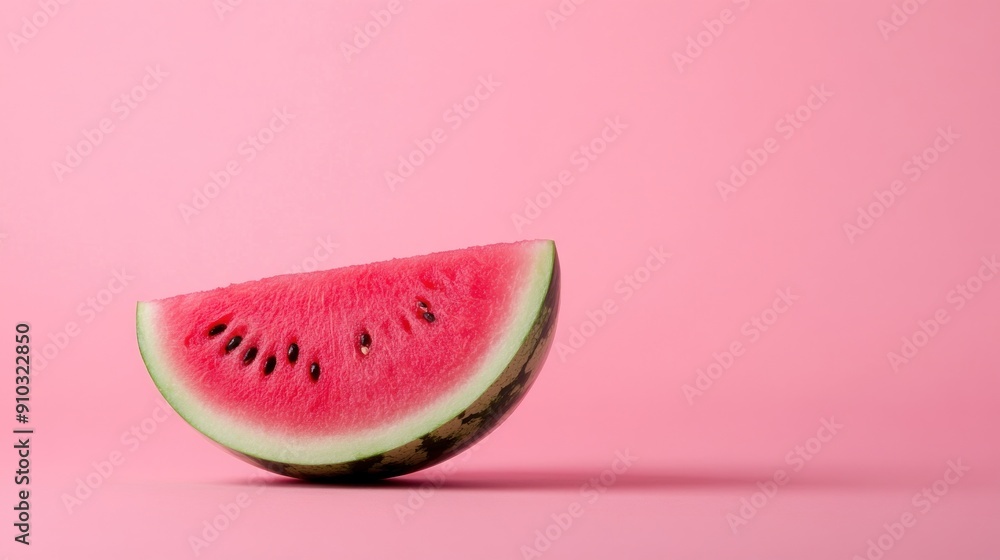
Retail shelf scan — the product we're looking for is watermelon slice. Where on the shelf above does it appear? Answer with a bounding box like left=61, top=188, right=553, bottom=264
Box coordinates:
left=136, top=240, right=559, bottom=480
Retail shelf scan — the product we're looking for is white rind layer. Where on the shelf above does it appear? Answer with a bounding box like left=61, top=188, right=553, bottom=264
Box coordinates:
left=136, top=240, right=555, bottom=466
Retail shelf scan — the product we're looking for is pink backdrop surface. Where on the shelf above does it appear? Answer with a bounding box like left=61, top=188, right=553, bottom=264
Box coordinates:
left=2, top=1, right=999, bottom=559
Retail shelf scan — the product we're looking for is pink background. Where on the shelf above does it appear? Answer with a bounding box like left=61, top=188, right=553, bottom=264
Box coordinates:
left=2, top=1, right=999, bottom=558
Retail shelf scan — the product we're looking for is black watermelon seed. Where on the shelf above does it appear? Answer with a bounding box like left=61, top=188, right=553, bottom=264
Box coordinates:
left=287, top=343, right=299, bottom=363
left=263, top=356, right=276, bottom=374
left=360, top=332, right=372, bottom=356
left=423, top=312, right=435, bottom=323
left=417, top=301, right=428, bottom=310
left=242, top=347, right=258, bottom=364
left=225, top=336, right=242, bottom=353
left=208, top=324, right=226, bottom=337
left=309, top=363, right=320, bottom=381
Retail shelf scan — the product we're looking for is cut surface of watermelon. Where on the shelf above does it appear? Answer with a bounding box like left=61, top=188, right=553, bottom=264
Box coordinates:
left=136, top=240, right=559, bottom=479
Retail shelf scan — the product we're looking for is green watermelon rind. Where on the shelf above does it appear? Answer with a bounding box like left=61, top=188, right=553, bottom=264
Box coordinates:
left=136, top=240, right=559, bottom=480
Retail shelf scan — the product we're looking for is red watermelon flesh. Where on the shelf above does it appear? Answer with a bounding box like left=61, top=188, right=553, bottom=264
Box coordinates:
left=136, top=240, right=559, bottom=480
